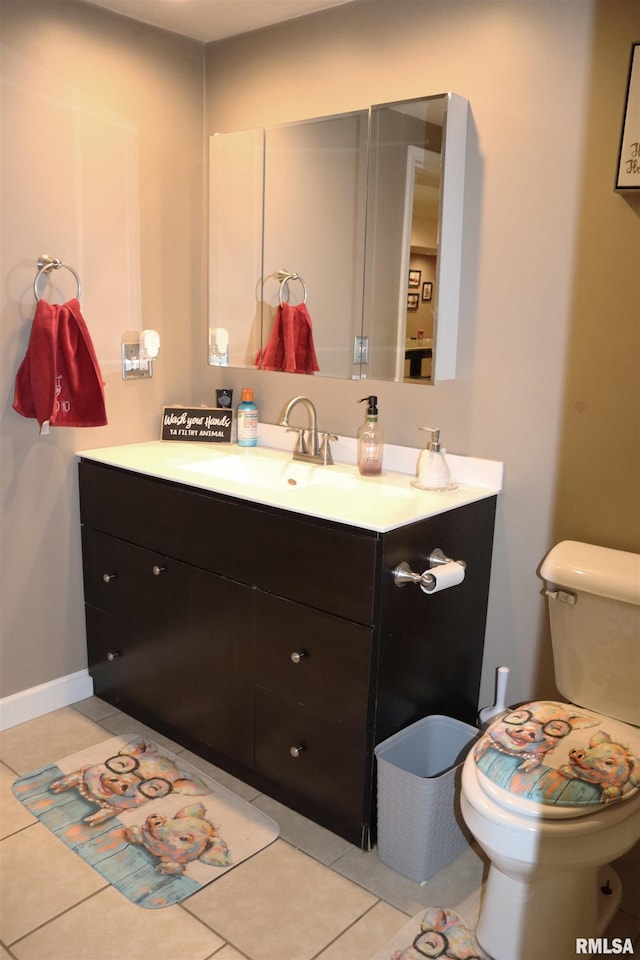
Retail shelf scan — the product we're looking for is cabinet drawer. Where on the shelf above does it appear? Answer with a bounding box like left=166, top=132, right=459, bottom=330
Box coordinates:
left=255, top=592, right=372, bottom=730
left=79, top=460, right=377, bottom=624
left=254, top=688, right=367, bottom=840
left=82, top=527, right=170, bottom=617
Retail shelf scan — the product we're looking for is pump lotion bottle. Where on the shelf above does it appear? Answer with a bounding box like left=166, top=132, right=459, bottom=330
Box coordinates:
left=417, top=427, right=451, bottom=489
left=357, top=396, right=384, bottom=476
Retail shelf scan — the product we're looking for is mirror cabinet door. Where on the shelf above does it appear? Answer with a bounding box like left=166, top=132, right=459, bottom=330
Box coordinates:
left=363, top=95, right=444, bottom=383
left=262, top=111, right=368, bottom=380
left=209, top=127, right=264, bottom=369
left=363, top=93, right=468, bottom=384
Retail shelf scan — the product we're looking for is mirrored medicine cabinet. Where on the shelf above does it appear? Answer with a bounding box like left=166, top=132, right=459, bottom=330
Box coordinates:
left=208, top=93, right=468, bottom=384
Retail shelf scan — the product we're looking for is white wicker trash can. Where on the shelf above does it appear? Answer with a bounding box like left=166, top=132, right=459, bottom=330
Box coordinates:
left=374, top=715, right=479, bottom=882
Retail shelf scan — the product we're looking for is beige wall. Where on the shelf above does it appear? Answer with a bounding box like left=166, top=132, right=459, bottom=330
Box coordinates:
left=0, top=0, right=204, bottom=698
left=203, top=0, right=640, bottom=707
left=1, top=0, right=638, bottom=715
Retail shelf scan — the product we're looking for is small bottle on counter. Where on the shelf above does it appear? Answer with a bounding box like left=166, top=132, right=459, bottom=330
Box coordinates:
left=237, top=388, right=258, bottom=447
left=357, top=395, right=384, bottom=475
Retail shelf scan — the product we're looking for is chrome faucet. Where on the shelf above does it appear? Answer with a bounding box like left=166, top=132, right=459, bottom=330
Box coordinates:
left=278, top=396, right=336, bottom=465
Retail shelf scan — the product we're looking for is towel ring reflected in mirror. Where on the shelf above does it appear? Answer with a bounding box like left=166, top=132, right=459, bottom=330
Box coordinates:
left=277, top=269, right=307, bottom=306
left=34, top=255, right=82, bottom=302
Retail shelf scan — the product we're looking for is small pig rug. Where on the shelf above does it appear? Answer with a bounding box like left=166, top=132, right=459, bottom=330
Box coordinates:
left=369, top=907, right=482, bottom=960
left=12, top=734, right=279, bottom=909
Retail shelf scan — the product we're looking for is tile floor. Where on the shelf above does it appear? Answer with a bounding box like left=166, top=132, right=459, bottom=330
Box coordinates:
left=1, top=697, right=638, bottom=960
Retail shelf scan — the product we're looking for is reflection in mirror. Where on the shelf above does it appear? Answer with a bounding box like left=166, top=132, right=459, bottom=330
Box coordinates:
left=363, top=94, right=468, bottom=383
left=208, top=93, right=468, bottom=384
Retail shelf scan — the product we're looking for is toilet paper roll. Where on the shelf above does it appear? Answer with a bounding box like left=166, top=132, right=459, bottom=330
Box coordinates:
left=420, top=560, right=465, bottom=594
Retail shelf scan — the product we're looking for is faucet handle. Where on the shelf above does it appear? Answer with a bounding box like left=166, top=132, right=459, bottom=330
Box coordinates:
left=319, top=433, right=338, bottom=466
left=286, top=427, right=308, bottom=455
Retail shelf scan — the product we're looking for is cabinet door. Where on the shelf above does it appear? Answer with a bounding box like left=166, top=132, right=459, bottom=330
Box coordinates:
left=83, top=528, right=254, bottom=766
left=254, top=591, right=372, bottom=730
left=182, top=563, right=254, bottom=767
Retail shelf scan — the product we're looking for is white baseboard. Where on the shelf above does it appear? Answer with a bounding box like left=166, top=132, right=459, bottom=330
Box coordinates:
left=0, top=670, right=94, bottom=732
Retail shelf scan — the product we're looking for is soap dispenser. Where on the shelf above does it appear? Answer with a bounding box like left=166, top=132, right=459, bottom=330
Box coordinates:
left=357, top=396, right=384, bottom=475
left=417, top=427, right=451, bottom=490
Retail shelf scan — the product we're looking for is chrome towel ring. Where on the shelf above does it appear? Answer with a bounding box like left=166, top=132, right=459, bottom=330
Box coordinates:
left=277, top=269, right=307, bottom=306
left=34, top=254, right=82, bottom=302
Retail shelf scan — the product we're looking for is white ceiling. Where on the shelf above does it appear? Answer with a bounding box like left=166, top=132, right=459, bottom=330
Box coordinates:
left=84, top=0, right=360, bottom=43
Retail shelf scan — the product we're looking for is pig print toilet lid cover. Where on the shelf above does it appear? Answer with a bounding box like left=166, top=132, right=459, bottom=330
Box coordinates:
left=473, top=700, right=640, bottom=818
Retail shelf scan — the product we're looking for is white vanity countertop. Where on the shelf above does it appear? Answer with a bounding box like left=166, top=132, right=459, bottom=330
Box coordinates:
left=77, top=427, right=503, bottom=533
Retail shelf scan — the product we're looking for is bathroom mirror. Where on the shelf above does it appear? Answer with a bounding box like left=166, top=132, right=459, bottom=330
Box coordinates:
left=208, top=93, right=468, bottom=383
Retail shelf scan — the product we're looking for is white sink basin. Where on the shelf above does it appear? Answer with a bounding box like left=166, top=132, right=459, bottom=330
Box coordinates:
left=183, top=453, right=342, bottom=491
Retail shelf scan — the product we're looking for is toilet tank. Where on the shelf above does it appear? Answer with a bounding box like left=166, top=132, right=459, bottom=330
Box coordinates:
left=540, top=540, right=640, bottom=725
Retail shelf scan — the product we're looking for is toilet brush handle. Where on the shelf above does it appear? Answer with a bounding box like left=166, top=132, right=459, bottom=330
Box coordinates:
left=495, top=666, right=509, bottom=710
left=478, top=665, right=510, bottom=726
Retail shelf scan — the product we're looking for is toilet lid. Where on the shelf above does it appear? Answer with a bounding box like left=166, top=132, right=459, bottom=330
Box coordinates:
left=473, top=701, right=640, bottom=820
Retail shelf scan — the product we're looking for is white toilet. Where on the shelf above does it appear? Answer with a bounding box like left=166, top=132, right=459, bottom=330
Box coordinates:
left=460, top=541, right=640, bottom=960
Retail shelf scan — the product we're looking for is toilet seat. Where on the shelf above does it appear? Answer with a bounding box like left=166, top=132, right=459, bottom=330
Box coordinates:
left=472, top=700, right=640, bottom=821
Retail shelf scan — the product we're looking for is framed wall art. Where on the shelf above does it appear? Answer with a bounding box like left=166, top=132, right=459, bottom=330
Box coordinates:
left=615, top=42, right=640, bottom=192
left=407, top=292, right=419, bottom=309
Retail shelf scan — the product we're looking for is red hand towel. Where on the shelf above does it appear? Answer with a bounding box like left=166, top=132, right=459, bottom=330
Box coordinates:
left=257, top=302, right=320, bottom=374
left=13, top=298, right=107, bottom=434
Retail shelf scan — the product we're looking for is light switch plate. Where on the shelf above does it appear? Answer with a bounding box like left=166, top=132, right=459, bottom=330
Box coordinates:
left=353, top=336, right=369, bottom=364
left=122, top=342, right=153, bottom=380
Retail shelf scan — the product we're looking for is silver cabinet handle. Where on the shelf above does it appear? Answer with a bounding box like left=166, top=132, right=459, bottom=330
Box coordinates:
left=290, top=651, right=306, bottom=664
left=152, top=565, right=166, bottom=576
left=102, top=572, right=117, bottom=583
left=289, top=745, right=305, bottom=758
left=106, top=650, right=121, bottom=661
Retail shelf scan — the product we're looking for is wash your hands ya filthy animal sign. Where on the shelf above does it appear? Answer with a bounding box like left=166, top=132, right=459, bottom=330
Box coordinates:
left=161, top=406, right=232, bottom=443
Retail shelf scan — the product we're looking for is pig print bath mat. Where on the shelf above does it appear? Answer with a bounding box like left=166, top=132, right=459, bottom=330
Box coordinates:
left=370, top=907, right=481, bottom=960
left=12, top=735, right=279, bottom=908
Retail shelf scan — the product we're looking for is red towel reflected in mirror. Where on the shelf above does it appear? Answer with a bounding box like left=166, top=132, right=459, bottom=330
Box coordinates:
left=256, top=302, right=319, bottom=375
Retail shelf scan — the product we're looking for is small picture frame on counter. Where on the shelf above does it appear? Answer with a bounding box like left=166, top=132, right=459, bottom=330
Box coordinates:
left=161, top=405, right=233, bottom=443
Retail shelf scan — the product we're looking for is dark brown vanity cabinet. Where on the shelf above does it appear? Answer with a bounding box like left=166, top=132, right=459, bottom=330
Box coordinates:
left=79, top=458, right=496, bottom=847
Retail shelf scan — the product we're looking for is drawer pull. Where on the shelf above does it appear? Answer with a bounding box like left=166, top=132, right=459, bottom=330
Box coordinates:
left=102, top=572, right=117, bottom=583
left=106, top=650, right=121, bottom=661
left=290, top=650, right=306, bottom=664
left=289, top=744, right=305, bottom=759
left=152, top=564, right=167, bottom=576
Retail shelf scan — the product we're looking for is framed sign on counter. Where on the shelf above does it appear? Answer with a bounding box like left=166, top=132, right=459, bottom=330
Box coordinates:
left=161, top=406, right=233, bottom=443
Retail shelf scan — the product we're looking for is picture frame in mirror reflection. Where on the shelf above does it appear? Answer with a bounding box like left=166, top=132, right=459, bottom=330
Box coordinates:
left=422, top=281, right=432, bottom=302
left=407, top=293, right=419, bottom=310
left=408, top=269, right=421, bottom=288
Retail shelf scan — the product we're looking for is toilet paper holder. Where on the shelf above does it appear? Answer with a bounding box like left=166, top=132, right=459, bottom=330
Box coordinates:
left=393, top=548, right=466, bottom=592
